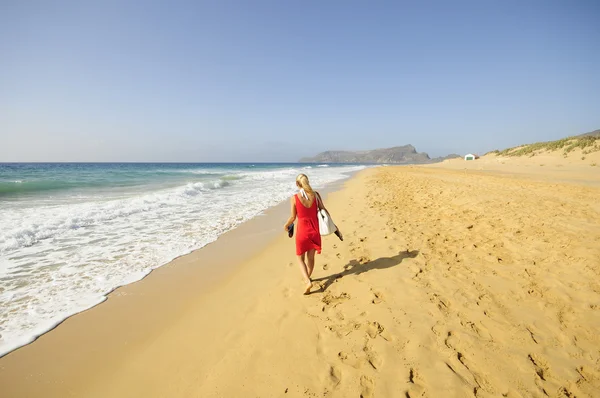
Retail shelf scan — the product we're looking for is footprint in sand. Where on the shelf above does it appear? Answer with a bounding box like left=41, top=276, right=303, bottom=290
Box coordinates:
left=365, top=321, right=388, bottom=340
left=406, top=367, right=426, bottom=397
left=363, top=343, right=383, bottom=370
left=322, top=263, right=329, bottom=270
left=525, top=328, right=539, bottom=345
left=444, top=331, right=495, bottom=393
left=359, top=375, right=375, bottom=398
left=338, top=351, right=362, bottom=369
left=430, top=293, right=451, bottom=316
left=371, top=290, right=384, bottom=304
left=322, top=292, right=350, bottom=307
left=358, top=256, right=370, bottom=264
left=471, top=321, right=493, bottom=341
left=457, top=312, right=493, bottom=341
left=327, top=365, right=341, bottom=387
left=528, top=353, right=550, bottom=382
left=431, top=321, right=445, bottom=337
left=412, top=267, right=424, bottom=280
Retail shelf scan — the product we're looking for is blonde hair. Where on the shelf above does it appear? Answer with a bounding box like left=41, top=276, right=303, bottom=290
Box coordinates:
left=296, top=173, right=314, bottom=195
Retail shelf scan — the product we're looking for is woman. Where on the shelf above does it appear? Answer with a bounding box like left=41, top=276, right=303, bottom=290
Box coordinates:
left=284, top=174, right=337, bottom=294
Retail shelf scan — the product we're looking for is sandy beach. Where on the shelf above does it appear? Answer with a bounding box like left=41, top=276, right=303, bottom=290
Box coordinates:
left=2, top=1, right=598, bottom=396
left=1, top=153, right=600, bottom=397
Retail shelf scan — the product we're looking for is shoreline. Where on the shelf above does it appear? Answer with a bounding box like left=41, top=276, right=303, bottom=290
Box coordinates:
left=2, top=163, right=599, bottom=397
left=0, top=193, right=287, bottom=358
left=0, top=169, right=360, bottom=358
left=0, top=170, right=359, bottom=357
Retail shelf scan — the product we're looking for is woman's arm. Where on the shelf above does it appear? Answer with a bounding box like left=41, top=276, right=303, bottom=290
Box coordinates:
left=283, top=196, right=297, bottom=231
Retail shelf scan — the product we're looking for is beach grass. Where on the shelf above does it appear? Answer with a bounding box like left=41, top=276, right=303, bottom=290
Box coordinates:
left=495, top=135, right=600, bottom=157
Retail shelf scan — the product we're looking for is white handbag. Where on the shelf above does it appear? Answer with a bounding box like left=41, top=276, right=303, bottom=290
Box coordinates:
left=316, top=193, right=337, bottom=236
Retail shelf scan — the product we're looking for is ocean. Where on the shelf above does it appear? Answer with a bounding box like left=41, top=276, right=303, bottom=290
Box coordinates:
left=0, top=162, right=366, bottom=356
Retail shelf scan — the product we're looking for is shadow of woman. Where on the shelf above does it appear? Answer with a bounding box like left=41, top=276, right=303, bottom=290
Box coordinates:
left=311, top=249, right=420, bottom=293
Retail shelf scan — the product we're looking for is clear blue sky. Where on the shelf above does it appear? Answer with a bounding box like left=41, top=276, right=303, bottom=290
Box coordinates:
left=1, top=0, right=599, bottom=162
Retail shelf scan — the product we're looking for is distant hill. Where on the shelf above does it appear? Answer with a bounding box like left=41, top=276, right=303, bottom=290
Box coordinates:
left=431, top=153, right=462, bottom=162
left=299, top=145, right=460, bottom=164
left=577, top=129, right=600, bottom=138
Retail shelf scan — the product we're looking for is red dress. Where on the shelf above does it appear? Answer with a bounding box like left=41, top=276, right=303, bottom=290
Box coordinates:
left=295, top=194, right=322, bottom=255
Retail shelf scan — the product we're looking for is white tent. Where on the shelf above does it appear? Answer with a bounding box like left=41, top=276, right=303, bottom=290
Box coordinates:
left=465, top=154, right=476, bottom=161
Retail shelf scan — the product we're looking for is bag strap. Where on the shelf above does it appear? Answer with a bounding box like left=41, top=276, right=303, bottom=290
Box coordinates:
left=299, top=188, right=309, bottom=201
left=315, top=192, right=323, bottom=210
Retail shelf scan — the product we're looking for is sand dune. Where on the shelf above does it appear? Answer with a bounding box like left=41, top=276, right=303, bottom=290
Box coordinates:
left=1, top=158, right=599, bottom=397
left=437, top=141, right=600, bottom=187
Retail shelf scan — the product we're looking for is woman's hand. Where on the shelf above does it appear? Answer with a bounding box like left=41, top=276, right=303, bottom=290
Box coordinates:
left=284, top=196, right=297, bottom=233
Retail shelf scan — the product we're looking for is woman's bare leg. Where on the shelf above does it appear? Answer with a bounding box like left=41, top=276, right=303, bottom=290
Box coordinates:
left=306, top=249, right=316, bottom=278
left=296, top=253, right=312, bottom=294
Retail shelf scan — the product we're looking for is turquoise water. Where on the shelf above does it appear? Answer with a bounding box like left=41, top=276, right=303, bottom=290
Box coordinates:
left=0, top=162, right=366, bottom=356
left=0, top=163, right=312, bottom=197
